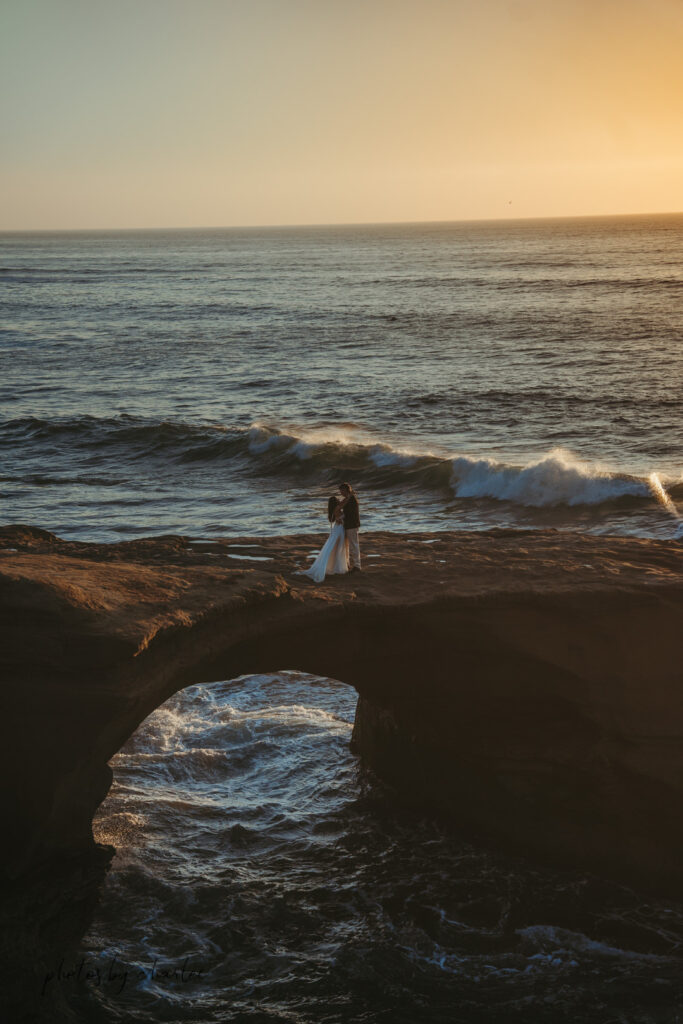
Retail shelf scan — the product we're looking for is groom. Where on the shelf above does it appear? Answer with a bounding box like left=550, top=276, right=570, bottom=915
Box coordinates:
left=339, top=482, right=361, bottom=572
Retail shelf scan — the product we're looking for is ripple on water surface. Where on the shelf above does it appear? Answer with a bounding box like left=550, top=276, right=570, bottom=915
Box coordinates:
left=71, top=672, right=683, bottom=1023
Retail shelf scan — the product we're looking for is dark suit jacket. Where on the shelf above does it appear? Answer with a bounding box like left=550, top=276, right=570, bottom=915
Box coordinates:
left=343, top=494, right=360, bottom=530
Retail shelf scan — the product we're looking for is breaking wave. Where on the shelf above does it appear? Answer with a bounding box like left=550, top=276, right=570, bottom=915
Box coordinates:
left=450, top=450, right=652, bottom=507
left=236, top=423, right=681, bottom=513
left=1, top=415, right=680, bottom=514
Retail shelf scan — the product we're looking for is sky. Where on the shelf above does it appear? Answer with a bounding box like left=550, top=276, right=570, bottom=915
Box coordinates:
left=1, top=0, right=682, bottom=230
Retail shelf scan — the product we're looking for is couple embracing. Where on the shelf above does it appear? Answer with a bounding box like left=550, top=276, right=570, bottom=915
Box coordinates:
left=302, top=482, right=361, bottom=583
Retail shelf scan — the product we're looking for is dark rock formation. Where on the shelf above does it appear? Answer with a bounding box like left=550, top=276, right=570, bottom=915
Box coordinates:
left=1, top=523, right=682, bottom=891
left=1, top=523, right=682, bottom=893
left=1, top=523, right=682, bottom=1016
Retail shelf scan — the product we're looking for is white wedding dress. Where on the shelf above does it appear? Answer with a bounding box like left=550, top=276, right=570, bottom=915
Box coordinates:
left=302, top=519, right=349, bottom=582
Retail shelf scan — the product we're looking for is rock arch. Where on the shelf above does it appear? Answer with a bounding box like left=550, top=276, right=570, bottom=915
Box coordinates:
left=1, top=525, right=683, bottom=893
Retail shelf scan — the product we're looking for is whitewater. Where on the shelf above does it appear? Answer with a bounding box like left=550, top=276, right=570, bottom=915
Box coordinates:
left=70, top=674, right=683, bottom=1024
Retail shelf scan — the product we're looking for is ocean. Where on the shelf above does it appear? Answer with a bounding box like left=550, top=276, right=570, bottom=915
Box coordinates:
left=75, top=675, right=683, bottom=1024
left=3, top=216, right=683, bottom=1021
left=1, top=215, right=682, bottom=541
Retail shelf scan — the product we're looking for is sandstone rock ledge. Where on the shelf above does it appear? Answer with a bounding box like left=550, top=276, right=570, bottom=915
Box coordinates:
left=1, top=524, right=682, bottom=895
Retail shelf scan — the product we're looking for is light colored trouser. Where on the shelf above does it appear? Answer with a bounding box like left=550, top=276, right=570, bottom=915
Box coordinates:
left=345, top=528, right=361, bottom=569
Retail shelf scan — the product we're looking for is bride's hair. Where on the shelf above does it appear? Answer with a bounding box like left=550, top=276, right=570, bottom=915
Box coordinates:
left=328, top=495, right=339, bottom=522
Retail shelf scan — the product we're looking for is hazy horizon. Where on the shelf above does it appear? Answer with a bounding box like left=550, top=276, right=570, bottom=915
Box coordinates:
left=2, top=208, right=683, bottom=236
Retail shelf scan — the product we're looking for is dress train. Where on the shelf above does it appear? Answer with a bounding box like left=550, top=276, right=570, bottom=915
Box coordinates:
left=301, top=522, right=349, bottom=582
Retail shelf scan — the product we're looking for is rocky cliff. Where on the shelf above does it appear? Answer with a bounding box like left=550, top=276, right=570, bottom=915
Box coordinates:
left=1, top=523, right=682, bottom=893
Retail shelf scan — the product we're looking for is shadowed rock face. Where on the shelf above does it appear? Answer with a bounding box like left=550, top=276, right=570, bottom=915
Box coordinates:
left=1, top=524, right=682, bottom=894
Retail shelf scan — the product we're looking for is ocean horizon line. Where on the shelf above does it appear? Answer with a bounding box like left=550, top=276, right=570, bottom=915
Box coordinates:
left=2, top=208, right=683, bottom=236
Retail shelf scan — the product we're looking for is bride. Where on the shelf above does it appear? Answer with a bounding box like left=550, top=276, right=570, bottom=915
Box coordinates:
left=301, top=495, right=349, bottom=582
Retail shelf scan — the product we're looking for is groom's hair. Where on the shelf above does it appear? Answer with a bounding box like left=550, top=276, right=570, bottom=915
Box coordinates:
left=339, top=482, right=353, bottom=495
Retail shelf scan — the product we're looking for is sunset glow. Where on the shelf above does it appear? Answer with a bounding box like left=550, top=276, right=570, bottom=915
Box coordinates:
left=1, top=0, right=682, bottom=229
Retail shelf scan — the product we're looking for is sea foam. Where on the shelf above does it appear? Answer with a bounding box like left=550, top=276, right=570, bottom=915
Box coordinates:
left=246, top=424, right=670, bottom=511
left=450, top=448, right=649, bottom=508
